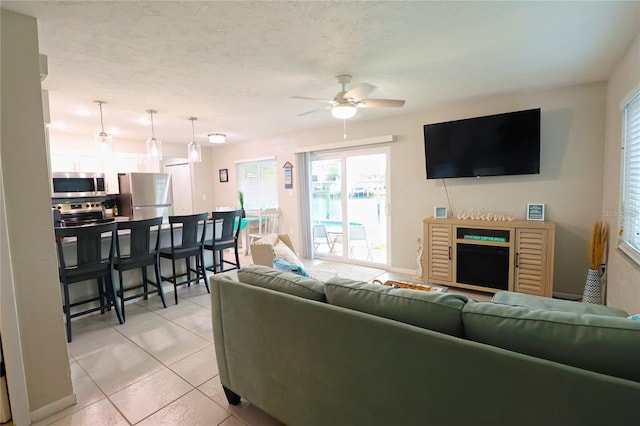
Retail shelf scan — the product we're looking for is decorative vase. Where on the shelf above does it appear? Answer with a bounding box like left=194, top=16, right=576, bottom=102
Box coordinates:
left=582, top=269, right=602, bottom=304
left=241, top=208, right=246, bottom=218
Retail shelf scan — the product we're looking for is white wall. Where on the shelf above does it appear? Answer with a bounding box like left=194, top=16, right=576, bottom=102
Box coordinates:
left=602, top=32, right=640, bottom=313
left=212, top=82, right=608, bottom=299
left=1, top=9, right=74, bottom=419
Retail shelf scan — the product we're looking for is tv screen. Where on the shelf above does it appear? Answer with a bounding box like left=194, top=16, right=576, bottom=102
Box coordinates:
left=424, top=108, right=541, bottom=179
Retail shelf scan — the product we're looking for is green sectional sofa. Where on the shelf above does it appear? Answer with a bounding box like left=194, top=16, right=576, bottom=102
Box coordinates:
left=210, top=265, right=640, bottom=426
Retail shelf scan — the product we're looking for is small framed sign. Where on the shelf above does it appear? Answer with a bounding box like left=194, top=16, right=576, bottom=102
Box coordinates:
left=219, top=168, right=228, bottom=183
left=434, top=206, right=447, bottom=219
left=283, top=161, right=293, bottom=189
left=527, top=203, right=545, bottom=221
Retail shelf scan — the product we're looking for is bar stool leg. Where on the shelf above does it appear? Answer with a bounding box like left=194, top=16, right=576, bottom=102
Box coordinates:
left=62, top=282, right=73, bottom=343
left=106, top=274, right=124, bottom=324
left=118, top=269, right=126, bottom=322
left=154, top=259, right=167, bottom=308
left=198, top=250, right=209, bottom=292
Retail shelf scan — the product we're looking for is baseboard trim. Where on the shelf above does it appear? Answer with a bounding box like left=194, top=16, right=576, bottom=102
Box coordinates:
left=387, top=266, right=418, bottom=277
left=30, top=393, right=77, bottom=423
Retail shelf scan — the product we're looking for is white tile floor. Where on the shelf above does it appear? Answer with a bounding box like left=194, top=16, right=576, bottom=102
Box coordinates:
left=34, top=253, right=490, bottom=426
left=34, top=279, right=284, bottom=426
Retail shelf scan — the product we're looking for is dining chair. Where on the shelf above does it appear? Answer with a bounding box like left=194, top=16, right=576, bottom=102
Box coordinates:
left=248, top=208, right=280, bottom=247
left=55, top=221, right=123, bottom=342
left=159, top=213, right=208, bottom=304
left=114, top=217, right=166, bottom=320
left=204, top=209, right=243, bottom=273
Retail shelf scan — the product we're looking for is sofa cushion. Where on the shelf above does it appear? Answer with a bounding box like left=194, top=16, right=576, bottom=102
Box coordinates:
left=492, top=291, right=629, bottom=317
left=463, top=300, right=640, bottom=382
left=238, top=265, right=325, bottom=301
left=324, top=277, right=468, bottom=337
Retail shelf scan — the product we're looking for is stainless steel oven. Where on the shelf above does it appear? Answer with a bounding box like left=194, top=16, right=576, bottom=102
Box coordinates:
left=52, top=172, right=107, bottom=198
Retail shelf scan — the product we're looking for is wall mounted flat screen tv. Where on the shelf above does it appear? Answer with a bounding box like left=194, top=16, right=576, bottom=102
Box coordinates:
left=424, top=108, right=541, bottom=179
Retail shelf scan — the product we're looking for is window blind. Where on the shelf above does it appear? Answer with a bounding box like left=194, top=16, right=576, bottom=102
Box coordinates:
left=620, top=92, right=640, bottom=260
left=236, top=159, right=278, bottom=209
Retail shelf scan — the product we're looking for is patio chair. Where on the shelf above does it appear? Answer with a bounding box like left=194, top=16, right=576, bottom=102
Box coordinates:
left=313, top=224, right=335, bottom=254
left=349, top=224, right=374, bottom=261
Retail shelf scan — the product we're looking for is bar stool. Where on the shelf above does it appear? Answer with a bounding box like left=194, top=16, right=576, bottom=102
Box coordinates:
left=159, top=213, right=208, bottom=304
left=114, top=217, right=166, bottom=320
left=204, top=209, right=243, bottom=273
left=55, top=222, right=123, bottom=342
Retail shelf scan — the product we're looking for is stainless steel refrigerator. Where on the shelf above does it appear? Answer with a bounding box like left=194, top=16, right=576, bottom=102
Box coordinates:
left=118, top=172, right=173, bottom=221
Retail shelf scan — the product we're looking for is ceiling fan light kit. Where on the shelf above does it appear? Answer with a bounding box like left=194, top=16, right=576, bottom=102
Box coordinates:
left=294, top=74, right=405, bottom=122
left=145, top=109, right=163, bottom=160
left=331, top=103, right=357, bottom=120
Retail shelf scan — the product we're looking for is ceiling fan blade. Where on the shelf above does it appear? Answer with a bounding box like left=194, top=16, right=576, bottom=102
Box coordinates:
left=291, top=95, right=333, bottom=104
left=297, top=106, right=330, bottom=116
left=344, top=83, right=376, bottom=101
left=357, top=99, right=406, bottom=108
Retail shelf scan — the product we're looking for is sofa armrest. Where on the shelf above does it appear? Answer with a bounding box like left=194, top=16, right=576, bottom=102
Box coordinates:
left=250, top=233, right=299, bottom=267
left=251, top=243, right=277, bottom=266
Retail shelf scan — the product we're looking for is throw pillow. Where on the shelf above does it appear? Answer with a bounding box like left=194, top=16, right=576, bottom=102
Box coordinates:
left=273, top=258, right=309, bottom=277
left=273, top=240, right=304, bottom=267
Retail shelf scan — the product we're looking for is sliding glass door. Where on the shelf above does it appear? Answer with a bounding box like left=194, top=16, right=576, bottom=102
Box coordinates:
left=310, top=147, right=388, bottom=265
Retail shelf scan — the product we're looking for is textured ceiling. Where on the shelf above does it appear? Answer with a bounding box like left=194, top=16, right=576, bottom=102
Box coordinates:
left=2, top=1, right=639, bottom=145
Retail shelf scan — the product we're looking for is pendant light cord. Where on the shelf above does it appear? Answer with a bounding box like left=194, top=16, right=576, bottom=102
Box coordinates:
left=98, top=101, right=106, bottom=133
left=191, top=117, right=197, bottom=140
left=150, top=111, right=155, bottom=138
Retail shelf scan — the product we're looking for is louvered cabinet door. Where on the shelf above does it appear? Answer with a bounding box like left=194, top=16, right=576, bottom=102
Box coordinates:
left=427, top=223, right=453, bottom=284
left=514, top=228, right=551, bottom=297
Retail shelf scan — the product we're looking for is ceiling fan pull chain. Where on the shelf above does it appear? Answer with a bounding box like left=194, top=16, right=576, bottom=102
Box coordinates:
left=343, top=119, right=347, bottom=139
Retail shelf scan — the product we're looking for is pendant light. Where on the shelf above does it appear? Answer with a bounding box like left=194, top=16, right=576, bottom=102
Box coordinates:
left=145, top=109, right=163, bottom=160
left=187, top=117, right=202, bottom=163
left=94, top=100, right=112, bottom=154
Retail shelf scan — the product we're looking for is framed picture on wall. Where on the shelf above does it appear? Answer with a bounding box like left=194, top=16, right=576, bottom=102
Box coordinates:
left=219, top=168, right=228, bottom=183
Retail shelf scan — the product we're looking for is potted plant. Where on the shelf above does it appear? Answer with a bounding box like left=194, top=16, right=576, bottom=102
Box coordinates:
left=238, top=190, right=246, bottom=218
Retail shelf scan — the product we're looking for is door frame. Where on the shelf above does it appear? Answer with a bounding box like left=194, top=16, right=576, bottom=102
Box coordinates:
left=308, top=146, right=390, bottom=267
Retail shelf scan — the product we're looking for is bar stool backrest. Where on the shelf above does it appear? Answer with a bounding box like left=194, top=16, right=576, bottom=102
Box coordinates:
left=116, top=217, right=163, bottom=259
left=213, top=209, right=243, bottom=243
left=55, top=222, right=117, bottom=275
left=168, top=213, right=208, bottom=250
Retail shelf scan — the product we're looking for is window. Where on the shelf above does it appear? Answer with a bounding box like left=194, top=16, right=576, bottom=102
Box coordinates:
left=236, top=158, right=278, bottom=209
left=620, top=91, right=640, bottom=261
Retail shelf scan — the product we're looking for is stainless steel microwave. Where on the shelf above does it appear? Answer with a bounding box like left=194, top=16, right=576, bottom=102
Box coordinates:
left=51, top=172, right=107, bottom=198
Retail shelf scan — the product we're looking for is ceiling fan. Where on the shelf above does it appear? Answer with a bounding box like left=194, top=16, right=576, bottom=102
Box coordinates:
left=293, top=75, right=406, bottom=119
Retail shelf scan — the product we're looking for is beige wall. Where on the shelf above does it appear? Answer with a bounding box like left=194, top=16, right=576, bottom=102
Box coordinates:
left=602, top=32, right=640, bottom=313
left=210, top=83, right=608, bottom=299
left=1, top=9, right=74, bottom=418
left=48, top=84, right=614, bottom=302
